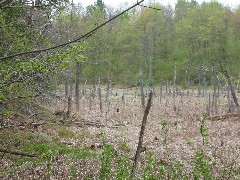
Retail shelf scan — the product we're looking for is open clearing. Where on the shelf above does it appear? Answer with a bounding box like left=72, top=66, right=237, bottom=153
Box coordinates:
left=1, top=87, right=240, bottom=179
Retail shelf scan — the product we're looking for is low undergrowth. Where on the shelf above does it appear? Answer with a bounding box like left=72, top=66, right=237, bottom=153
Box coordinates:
left=0, top=115, right=240, bottom=179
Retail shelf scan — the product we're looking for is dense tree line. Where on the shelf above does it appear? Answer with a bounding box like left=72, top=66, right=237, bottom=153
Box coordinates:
left=80, top=0, right=240, bottom=87
left=57, top=0, right=239, bottom=88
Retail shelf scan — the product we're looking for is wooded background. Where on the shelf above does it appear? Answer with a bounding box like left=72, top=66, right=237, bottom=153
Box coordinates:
left=1, top=0, right=240, bottom=103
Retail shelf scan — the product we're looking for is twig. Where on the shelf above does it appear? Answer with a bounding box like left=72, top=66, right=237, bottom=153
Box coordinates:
left=0, top=148, right=37, bottom=157
left=2, top=5, right=51, bottom=9
left=139, top=4, right=161, bottom=11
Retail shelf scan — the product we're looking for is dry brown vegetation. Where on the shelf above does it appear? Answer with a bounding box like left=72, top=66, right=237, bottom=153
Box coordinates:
left=1, top=86, right=240, bottom=179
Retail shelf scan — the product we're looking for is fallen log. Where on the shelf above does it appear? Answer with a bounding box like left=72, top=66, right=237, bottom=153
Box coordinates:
left=0, top=148, right=37, bottom=157
left=208, top=113, right=239, bottom=121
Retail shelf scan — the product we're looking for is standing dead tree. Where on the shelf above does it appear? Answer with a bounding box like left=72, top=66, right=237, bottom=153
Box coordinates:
left=106, top=64, right=111, bottom=112
left=132, top=91, right=153, bottom=177
left=98, top=87, right=103, bottom=113
left=212, top=62, right=218, bottom=115
left=160, top=80, right=163, bottom=103
left=66, top=95, right=72, bottom=118
left=75, top=62, right=81, bottom=113
left=140, top=66, right=145, bottom=109
left=222, top=69, right=240, bottom=119
left=173, top=63, right=177, bottom=111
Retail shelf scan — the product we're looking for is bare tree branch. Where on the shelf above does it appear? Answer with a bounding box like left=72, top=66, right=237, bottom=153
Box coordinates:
left=2, top=5, right=51, bottom=8
left=139, top=4, right=161, bottom=11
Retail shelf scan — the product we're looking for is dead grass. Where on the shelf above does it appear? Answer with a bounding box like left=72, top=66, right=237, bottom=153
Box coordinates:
left=1, top=87, right=240, bottom=178
left=59, top=87, right=240, bottom=175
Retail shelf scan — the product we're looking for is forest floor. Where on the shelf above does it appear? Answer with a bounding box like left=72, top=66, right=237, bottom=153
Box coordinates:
left=1, top=87, right=240, bottom=179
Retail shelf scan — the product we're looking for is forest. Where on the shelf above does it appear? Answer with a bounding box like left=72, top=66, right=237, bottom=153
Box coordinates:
left=1, top=0, right=240, bottom=179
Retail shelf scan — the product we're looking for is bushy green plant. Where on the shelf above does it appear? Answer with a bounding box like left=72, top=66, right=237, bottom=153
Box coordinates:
left=99, top=143, right=116, bottom=179
left=193, top=114, right=212, bottom=179
left=58, top=128, right=76, bottom=138
left=118, top=141, right=131, bottom=152
left=116, top=154, right=131, bottom=179
left=161, top=119, right=169, bottom=155
left=141, top=154, right=157, bottom=179
left=193, top=152, right=212, bottom=180
left=70, top=165, right=78, bottom=179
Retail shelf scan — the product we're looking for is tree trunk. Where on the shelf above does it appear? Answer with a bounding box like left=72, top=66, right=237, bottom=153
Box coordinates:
left=160, top=80, right=163, bottom=103
left=75, top=62, right=81, bottom=113
left=132, top=91, right=153, bottom=177
left=212, top=62, right=218, bottom=115
left=140, top=66, right=145, bottom=109
left=223, top=70, right=240, bottom=119
left=65, top=69, right=70, bottom=98
left=106, top=64, right=111, bottom=112
left=98, top=87, right=103, bottom=113
left=173, top=63, right=177, bottom=111
left=67, top=95, right=72, bottom=118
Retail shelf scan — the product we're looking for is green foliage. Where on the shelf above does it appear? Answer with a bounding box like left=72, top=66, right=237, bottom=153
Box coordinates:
left=187, top=140, right=194, bottom=146
left=193, top=152, right=212, bottom=180
left=120, top=12, right=130, bottom=20
left=1, top=117, right=240, bottom=178
left=118, top=141, right=131, bottom=152
left=24, top=143, right=71, bottom=159
left=1, top=2, right=240, bottom=177
left=70, top=165, right=78, bottom=178
left=116, top=154, right=131, bottom=179
left=193, top=114, right=212, bottom=179
left=0, top=0, right=88, bottom=121
left=200, top=114, right=209, bottom=146
left=141, top=154, right=157, bottom=179
left=58, top=128, right=76, bottom=138
left=99, top=143, right=116, bottom=179
left=1, top=0, right=240, bottom=97
left=73, top=149, right=96, bottom=160
left=168, top=159, right=185, bottom=179
left=161, top=119, right=168, bottom=148
left=81, top=1, right=240, bottom=87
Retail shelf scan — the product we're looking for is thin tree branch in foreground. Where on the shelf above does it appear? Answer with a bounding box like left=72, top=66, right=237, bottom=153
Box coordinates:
left=0, top=0, right=144, bottom=61
left=139, top=4, right=161, bottom=11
